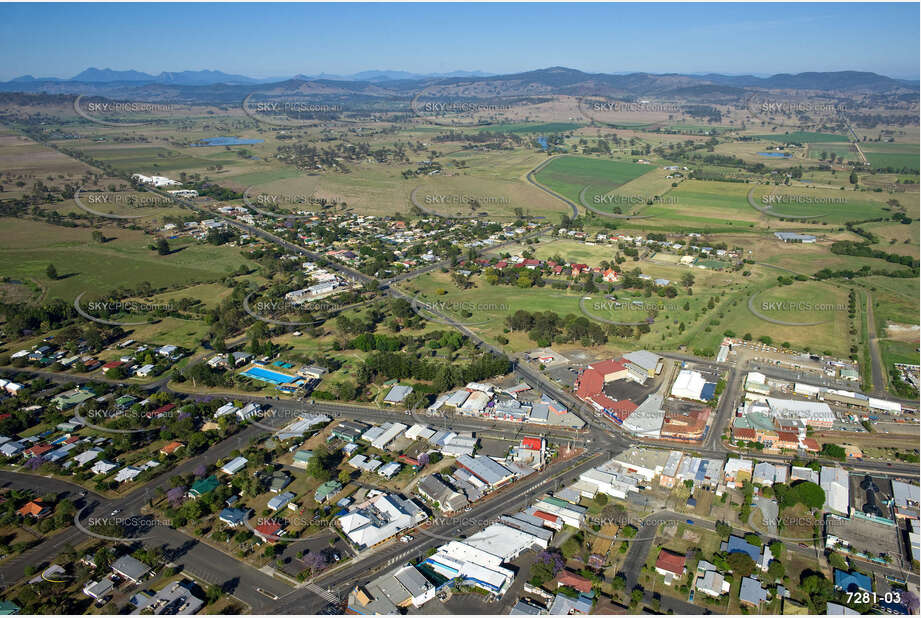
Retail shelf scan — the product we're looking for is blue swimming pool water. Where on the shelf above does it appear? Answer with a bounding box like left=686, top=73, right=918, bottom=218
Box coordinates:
left=240, top=366, right=295, bottom=384
left=758, top=152, right=792, bottom=158
left=192, top=136, right=265, bottom=147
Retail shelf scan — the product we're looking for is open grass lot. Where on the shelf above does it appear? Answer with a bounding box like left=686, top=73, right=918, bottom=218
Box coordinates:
left=532, top=155, right=652, bottom=203
left=865, top=220, right=920, bottom=257
left=749, top=280, right=850, bottom=329
left=0, top=218, right=252, bottom=302
left=409, top=173, right=569, bottom=220
left=807, top=142, right=858, bottom=162
left=0, top=132, right=95, bottom=178
left=77, top=144, right=234, bottom=173
left=399, top=264, right=759, bottom=355
left=751, top=131, right=851, bottom=143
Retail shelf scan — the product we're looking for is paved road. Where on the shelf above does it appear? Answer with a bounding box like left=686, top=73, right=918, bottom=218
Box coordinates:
left=865, top=292, right=887, bottom=395
left=524, top=155, right=579, bottom=220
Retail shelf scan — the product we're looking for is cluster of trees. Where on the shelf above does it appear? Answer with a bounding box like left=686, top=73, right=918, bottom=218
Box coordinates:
left=830, top=240, right=919, bottom=269
left=774, top=481, right=826, bottom=511
left=505, top=310, right=608, bottom=347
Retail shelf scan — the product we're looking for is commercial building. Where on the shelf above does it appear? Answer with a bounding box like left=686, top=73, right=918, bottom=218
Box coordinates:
left=670, top=370, right=714, bottom=402
left=821, top=467, right=850, bottom=515
left=337, top=492, right=427, bottom=549
left=455, top=455, right=517, bottom=489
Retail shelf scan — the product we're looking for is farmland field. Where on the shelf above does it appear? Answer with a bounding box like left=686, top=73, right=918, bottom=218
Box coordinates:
left=0, top=218, right=252, bottom=302
left=751, top=131, right=851, bottom=143
left=532, top=155, right=652, bottom=204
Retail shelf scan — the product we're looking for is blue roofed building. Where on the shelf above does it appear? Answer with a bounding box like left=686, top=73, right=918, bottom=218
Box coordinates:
left=834, top=570, right=872, bottom=593
left=722, top=535, right=762, bottom=563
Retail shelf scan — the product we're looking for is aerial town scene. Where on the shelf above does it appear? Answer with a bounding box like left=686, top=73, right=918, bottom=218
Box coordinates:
left=0, top=2, right=917, bottom=616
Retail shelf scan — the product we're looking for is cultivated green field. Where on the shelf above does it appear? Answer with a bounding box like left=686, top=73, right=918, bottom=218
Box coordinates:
left=861, top=142, right=920, bottom=173
left=532, top=156, right=652, bottom=205
left=752, top=131, right=850, bottom=143
left=477, top=122, right=583, bottom=134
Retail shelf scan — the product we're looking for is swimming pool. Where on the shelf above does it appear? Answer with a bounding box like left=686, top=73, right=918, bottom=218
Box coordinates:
left=758, top=152, right=792, bottom=158
left=240, top=366, right=296, bottom=385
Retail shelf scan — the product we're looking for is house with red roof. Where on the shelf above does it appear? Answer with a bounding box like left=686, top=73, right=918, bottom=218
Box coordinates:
left=522, top=258, right=541, bottom=269
left=101, top=361, right=124, bottom=374
left=494, top=261, right=508, bottom=270
left=254, top=520, right=285, bottom=543
left=557, top=570, right=593, bottom=594
left=17, top=499, right=51, bottom=518
left=654, top=549, right=686, bottom=579
left=570, top=264, right=589, bottom=276
left=602, top=269, right=620, bottom=283
left=147, top=403, right=176, bottom=419
left=25, top=444, right=53, bottom=458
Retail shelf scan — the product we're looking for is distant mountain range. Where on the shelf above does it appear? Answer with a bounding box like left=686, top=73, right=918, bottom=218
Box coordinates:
left=8, top=67, right=497, bottom=85
left=2, top=66, right=917, bottom=100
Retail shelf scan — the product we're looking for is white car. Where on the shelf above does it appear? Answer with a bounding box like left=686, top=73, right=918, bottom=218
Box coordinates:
left=400, top=535, right=413, bottom=543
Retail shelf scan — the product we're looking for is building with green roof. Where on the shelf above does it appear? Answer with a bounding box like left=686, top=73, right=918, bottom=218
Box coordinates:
left=188, top=475, right=219, bottom=498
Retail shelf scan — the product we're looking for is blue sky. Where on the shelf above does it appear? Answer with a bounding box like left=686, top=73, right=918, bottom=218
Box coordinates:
left=0, top=3, right=917, bottom=80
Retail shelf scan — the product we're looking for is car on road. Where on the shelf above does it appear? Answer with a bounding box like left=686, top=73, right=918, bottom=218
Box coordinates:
left=686, top=519, right=694, bottom=525
left=400, top=535, right=413, bottom=543
left=110, top=509, right=120, bottom=516
left=798, top=543, right=809, bottom=548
